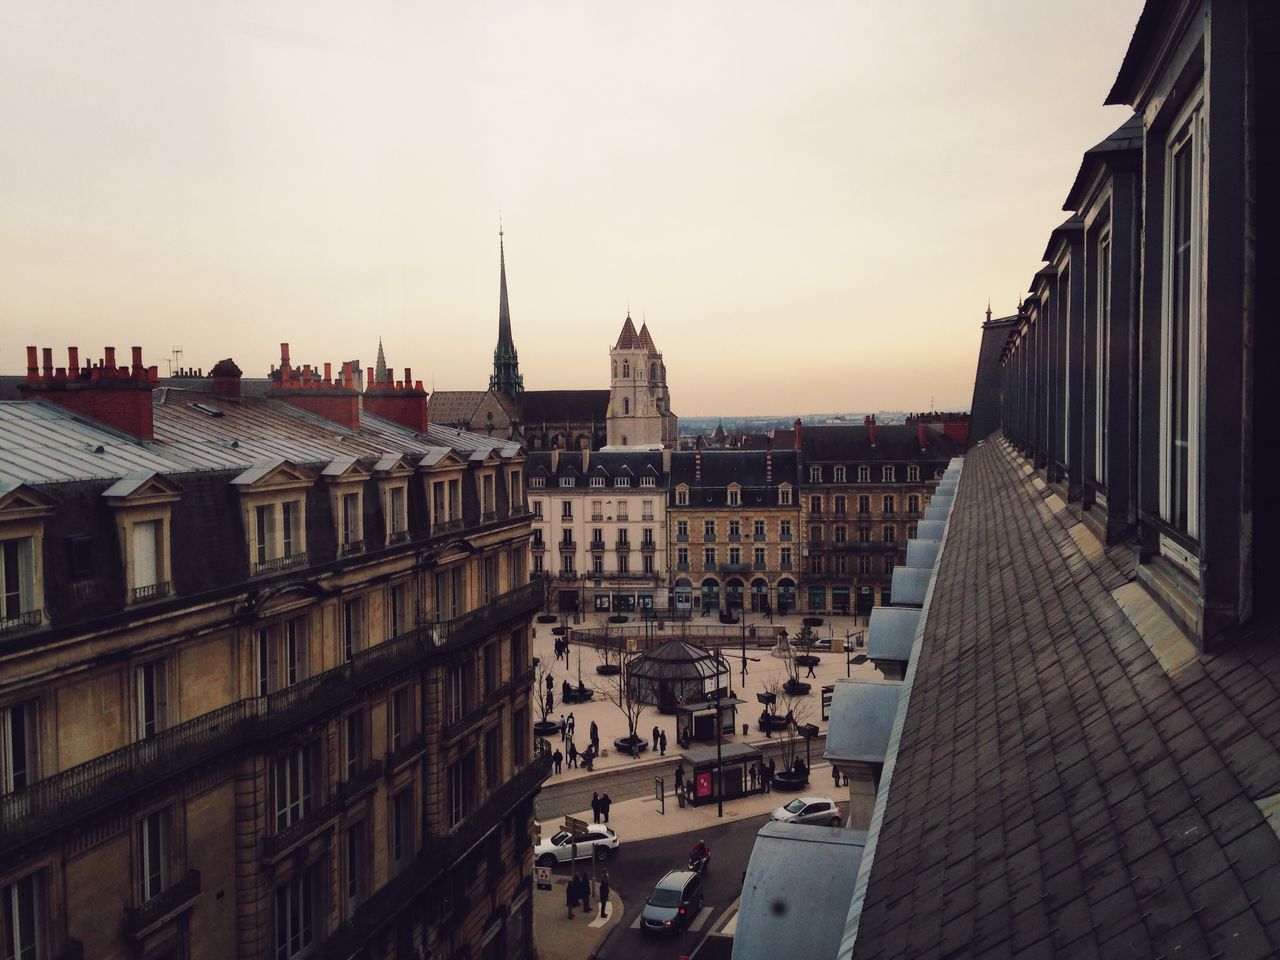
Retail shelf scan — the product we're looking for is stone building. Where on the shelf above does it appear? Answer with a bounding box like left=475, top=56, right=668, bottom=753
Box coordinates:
left=606, top=315, right=678, bottom=448
left=797, top=415, right=966, bottom=615
left=526, top=449, right=670, bottom=614
left=666, top=448, right=800, bottom=616
left=0, top=343, right=546, bottom=960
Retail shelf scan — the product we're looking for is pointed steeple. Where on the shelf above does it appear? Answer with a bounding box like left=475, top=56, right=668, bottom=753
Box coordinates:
left=375, top=338, right=388, bottom=384
left=637, top=321, right=656, bottom=352
left=490, top=225, right=523, bottom=397
left=615, top=312, right=641, bottom=349
left=985, top=300, right=992, bottom=324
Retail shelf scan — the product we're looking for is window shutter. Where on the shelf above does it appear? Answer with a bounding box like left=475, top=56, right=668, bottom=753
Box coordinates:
left=132, top=521, right=158, bottom=589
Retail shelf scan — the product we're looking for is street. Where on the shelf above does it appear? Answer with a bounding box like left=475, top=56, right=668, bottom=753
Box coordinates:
left=588, top=812, right=768, bottom=960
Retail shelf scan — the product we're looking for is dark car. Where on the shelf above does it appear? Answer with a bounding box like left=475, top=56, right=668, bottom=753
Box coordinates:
left=640, top=869, right=703, bottom=935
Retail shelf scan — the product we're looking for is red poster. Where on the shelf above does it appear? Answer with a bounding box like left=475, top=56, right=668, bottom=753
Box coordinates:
left=696, top=771, right=712, bottom=798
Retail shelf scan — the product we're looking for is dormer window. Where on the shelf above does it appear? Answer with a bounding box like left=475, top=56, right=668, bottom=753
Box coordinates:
left=809, top=466, right=822, bottom=483
left=675, top=485, right=689, bottom=506
left=591, top=476, right=606, bottom=488
left=233, top=460, right=312, bottom=577
left=882, top=466, right=896, bottom=482
left=857, top=466, right=870, bottom=483
left=640, top=475, right=656, bottom=488
left=615, top=476, right=630, bottom=488
left=1, top=537, right=39, bottom=633
left=727, top=485, right=741, bottom=507
left=375, top=455, right=413, bottom=547
left=834, top=466, right=846, bottom=483
left=907, top=465, right=920, bottom=482
left=530, top=475, right=546, bottom=489
left=560, top=477, right=575, bottom=488
left=103, top=472, right=181, bottom=604
left=778, top=484, right=793, bottom=506
left=388, top=486, right=407, bottom=543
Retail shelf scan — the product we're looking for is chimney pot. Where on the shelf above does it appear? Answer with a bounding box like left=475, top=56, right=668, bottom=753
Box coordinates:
left=26, top=346, right=38, bottom=381
left=104, top=347, right=116, bottom=370
left=366, top=367, right=375, bottom=392
left=404, top=367, right=412, bottom=385
left=68, top=347, right=79, bottom=375
left=280, top=343, right=291, bottom=365
left=42, top=348, right=53, bottom=378
left=131, top=346, right=143, bottom=371
left=324, top=362, right=332, bottom=382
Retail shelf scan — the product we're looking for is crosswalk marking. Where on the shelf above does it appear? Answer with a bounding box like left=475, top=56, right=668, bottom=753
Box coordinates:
left=688, top=906, right=714, bottom=933
left=588, top=911, right=611, bottom=928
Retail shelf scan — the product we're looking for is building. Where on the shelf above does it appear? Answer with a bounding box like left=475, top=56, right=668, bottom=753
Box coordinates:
left=606, top=315, right=678, bottom=448
left=526, top=449, right=671, bottom=614
left=0, top=344, right=547, bottom=960
left=667, top=448, right=800, bottom=616
left=742, top=4, right=1280, bottom=957
left=798, top=416, right=966, bottom=615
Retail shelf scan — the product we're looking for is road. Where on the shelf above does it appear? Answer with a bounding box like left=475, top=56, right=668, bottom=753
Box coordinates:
left=590, top=812, right=769, bottom=960
left=535, top=733, right=828, bottom=823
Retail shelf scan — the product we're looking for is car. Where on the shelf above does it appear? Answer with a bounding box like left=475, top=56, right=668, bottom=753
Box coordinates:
left=811, top=637, right=833, bottom=651
left=768, top=795, right=844, bottom=827
left=534, top=824, right=619, bottom=867
left=640, top=869, right=704, bottom=935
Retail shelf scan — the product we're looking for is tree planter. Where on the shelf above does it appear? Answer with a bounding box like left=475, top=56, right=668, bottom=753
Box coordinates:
left=782, top=679, right=812, bottom=696
left=758, top=714, right=790, bottom=733
left=803, top=617, right=823, bottom=628
left=607, top=615, right=628, bottom=624
left=533, top=720, right=561, bottom=737
left=613, top=735, right=649, bottom=757
left=772, top=771, right=808, bottom=792
left=595, top=664, right=622, bottom=676
left=795, top=655, right=821, bottom=668
left=537, top=615, right=559, bottom=624
left=551, top=627, right=567, bottom=636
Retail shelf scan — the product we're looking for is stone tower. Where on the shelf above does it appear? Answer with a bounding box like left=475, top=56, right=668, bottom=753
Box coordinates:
left=489, top=228, right=523, bottom=397
left=606, top=313, right=677, bottom=446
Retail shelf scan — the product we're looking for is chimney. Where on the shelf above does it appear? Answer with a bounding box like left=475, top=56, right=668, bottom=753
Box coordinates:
left=917, top=416, right=927, bottom=451
left=269, top=345, right=361, bottom=430
left=866, top=414, right=878, bottom=448
left=942, top=413, right=970, bottom=446
left=582, top=448, right=590, bottom=473
left=662, top=444, right=671, bottom=475
left=695, top=446, right=702, bottom=482
left=766, top=448, right=773, bottom=484
left=362, top=359, right=429, bottom=433
left=793, top=418, right=803, bottom=451
left=210, top=358, right=243, bottom=398
left=19, top=344, right=157, bottom=440
left=551, top=446, right=560, bottom=472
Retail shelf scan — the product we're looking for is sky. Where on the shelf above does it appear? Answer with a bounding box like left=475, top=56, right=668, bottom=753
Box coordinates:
left=0, top=0, right=1145, bottom=416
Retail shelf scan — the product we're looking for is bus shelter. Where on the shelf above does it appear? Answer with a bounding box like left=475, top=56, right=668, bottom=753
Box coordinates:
left=679, top=741, right=765, bottom=806
left=674, top=697, right=744, bottom=745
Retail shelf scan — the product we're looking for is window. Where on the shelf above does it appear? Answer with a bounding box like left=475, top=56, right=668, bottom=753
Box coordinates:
left=809, top=555, right=824, bottom=575
left=623, top=397, right=630, bottom=414
left=389, top=687, right=412, bottom=752
left=591, top=500, right=603, bottom=521
left=388, top=486, right=407, bottom=541
left=136, top=661, right=168, bottom=740
left=835, top=525, right=847, bottom=543
left=2, top=701, right=37, bottom=794
left=252, top=498, right=305, bottom=574
left=590, top=475, right=605, bottom=488
left=533, top=554, right=544, bottom=575
left=346, top=822, right=368, bottom=912
left=884, top=557, right=896, bottom=575
left=130, top=519, right=164, bottom=600
left=881, top=466, right=895, bottom=482
left=615, top=475, right=630, bottom=488
left=676, top=519, right=689, bottom=540
left=529, top=476, right=545, bottom=489
left=859, top=526, right=871, bottom=543
left=559, top=477, right=574, bottom=488
left=343, top=597, right=363, bottom=661
left=809, top=466, right=822, bottom=483
left=859, top=555, right=871, bottom=574
left=677, top=547, right=689, bottom=568
left=561, top=500, right=573, bottom=519
left=622, top=361, right=630, bottom=378
left=908, top=494, right=920, bottom=514
left=532, top=500, right=543, bottom=519
left=834, top=466, right=846, bottom=482
left=3, top=873, right=40, bottom=960
left=883, top=526, right=896, bottom=544
left=391, top=788, right=414, bottom=873
left=340, top=492, right=361, bottom=550
left=907, top=525, right=917, bottom=539
left=779, top=547, right=792, bottom=568
left=643, top=555, right=655, bottom=574
left=704, top=520, right=716, bottom=541
left=485, top=727, right=501, bottom=787
left=255, top=504, right=274, bottom=566
left=344, top=710, right=365, bottom=781
left=779, top=520, right=792, bottom=540
left=858, top=495, right=870, bottom=515
left=591, top=527, right=603, bottom=547
left=675, top=487, right=689, bottom=506
left=727, top=487, right=740, bottom=506
left=274, top=865, right=317, bottom=960
left=753, top=519, right=765, bottom=539
left=275, top=744, right=315, bottom=830
left=616, top=501, right=630, bottom=521
left=592, top=556, right=604, bottom=574
left=729, top=547, right=741, bottom=565
left=883, top=496, right=895, bottom=515
left=1162, top=93, right=1204, bottom=538
left=617, top=551, right=630, bottom=573
left=704, top=548, right=716, bottom=567
left=138, top=809, right=168, bottom=903
left=448, top=755, right=475, bottom=827
left=834, top=495, right=846, bottom=515
left=389, top=582, right=409, bottom=637
left=484, top=642, right=498, bottom=694
left=1096, top=229, right=1112, bottom=484
left=778, top=485, right=792, bottom=506
left=810, top=496, right=822, bottom=514
left=729, top=520, right=740, bottom=540
left=640, top=475, right=656, bottom=488
left=857, top=466, right=870, bottom=483
left=642, top=527, right=654, bottom=546
left=907, top=465, right=920, bottom=482
left=560, top=556, right=574, bottom=575
left=754, top=547, right=765, bottom=567
left=285, top=616, right=308, bottom=685
left=810, top=525, right=824, bottom=546
left=642, top=499, right=654, bottom=519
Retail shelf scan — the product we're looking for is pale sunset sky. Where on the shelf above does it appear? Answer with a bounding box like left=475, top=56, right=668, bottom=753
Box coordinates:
left=0, top=0, right=1144, bottom=416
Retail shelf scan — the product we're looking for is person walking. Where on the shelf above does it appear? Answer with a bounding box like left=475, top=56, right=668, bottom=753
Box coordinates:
left=545, top=689, right=553, bottom=716
left=674, top=762, right=685, bottom=797
left=659, top=730, right=667, bottom=756
left=567, top=740, right=578, bottom=769
left=552, top=748, right=563, bottom=774
left=652, top=724, right=660, bottom=752
left=546, top=674, right=554, bottom=696
left=590, top=720, right=600, bottom=753
left=566, top=874, right=577, bottom=919
left=579, top=872, right=592, bottom=913
left=599, top=868, right=610, bottom=919
left=591, top=791, right=602, bottom=824
left=566, top=712, right=576, bottom=739
left=832, top=763, right=841, bottom=787
left=767, top=757, right=776, bottom=792
left=601, top=792, right=612, bottom=824
left=559, top=714, right=566, bottom=740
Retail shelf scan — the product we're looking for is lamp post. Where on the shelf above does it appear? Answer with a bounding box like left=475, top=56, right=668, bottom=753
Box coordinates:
left=708, top=686, right=724, bottom=818
left=799, top=722, right=819, bottom=786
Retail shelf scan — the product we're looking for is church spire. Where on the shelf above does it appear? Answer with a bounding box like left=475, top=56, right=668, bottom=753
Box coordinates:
left=490, top=225, right=523, bottom=397
left=375, top=338, right=387, bottom=384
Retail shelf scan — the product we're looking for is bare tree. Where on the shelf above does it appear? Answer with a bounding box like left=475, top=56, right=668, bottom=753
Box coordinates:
left=764, top=679, right=812, bottom=776
left=778, top=626, right=815, bottom=694
left=592, top=650, right=648, bottom=756
left=533, top=657, right=555, bottom=729
left=594, top=627, right=624, bottom=676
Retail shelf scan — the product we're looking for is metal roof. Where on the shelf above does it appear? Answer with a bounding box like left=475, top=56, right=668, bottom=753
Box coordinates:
left=734, top=822, right=867, bottom=960
left=679, top=740, right=762, bottom=766
left=824, top=679, right=902, bottom=765
left=905, top=539, right=941, bottom=568
left=889, top=567, right=931, bottom=607
left=866, top=607, right=921, bottom=663
left=914, top=520, right=946, bottom=541
left=921, top=503, right=950, bottom=521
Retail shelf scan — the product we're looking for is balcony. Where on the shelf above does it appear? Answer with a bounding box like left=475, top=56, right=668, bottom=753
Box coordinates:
left=614, top=541, right=631, bottom=552
left=263, top=797, right=342, bottom=862
left=253, top=552, right=308, bottom=577
left=531, top=540, right=546, bottom=553
left=720, top=562, right=750, bottom=574
left=125, top=870, right=201, bottom=940
left=779, top=533, right=792, bottom=542
left=753, top=561, right=767, bottom=570
left=0, top=579, right=546, bottom=856
left=0, top=609, right=43, bottom=635
left=642, top=513, right=654, bottom=522
left=432, top=517, right=465, bottom=536
left=676, top=562, right=689, bottom=571
left=676, top=533, right=689, bottom=542
left=389, top=529, right=411, bottom=545
left=443, top=683, right=511, bottom=743
left=703, top=534, right=717, bottom=542
left=385, top=733, right=428, bottom=774
left=340, top=539, right=365, bottom=556
left=753, top=532, right=766, bottom=541
left=590, top=539, right=606, bottom=551
left=779, top=561, right=793, bottom=571
left=558, top=539, right=576, bottom=551
left=728, top=533, right=741, bottom=542
left=591, top=513, right=604, bottom=522
left=130, top=581, right=171, bottom=603
left=482, top=510, right=498, bottom=524
left=641, top=541, right=656, bottom=553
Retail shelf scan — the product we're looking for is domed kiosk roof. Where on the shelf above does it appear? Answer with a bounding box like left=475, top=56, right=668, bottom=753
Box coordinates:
left=628, top=639, right=727, bottom=681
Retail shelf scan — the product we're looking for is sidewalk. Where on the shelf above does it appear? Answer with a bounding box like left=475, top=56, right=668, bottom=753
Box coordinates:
left=534, top=875, right=622, bottom=960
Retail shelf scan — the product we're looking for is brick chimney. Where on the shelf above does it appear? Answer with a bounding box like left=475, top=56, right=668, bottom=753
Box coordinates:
left=695, top=446, right=702, bottom=483
left=551, top=446, right=560, bottom=472
left=865, top=414, right=878, bottom=448
left=363, top=364, right=429, bottom=433
left=20, top=345, right=158, bottom=440
left=269, top=343, right=360, bottom=430
left=765, top=448, right=773, bottom=484
left=210, top=358, right=243, bottom=398
left=793, top=418, right=803, bottom=451
left=662, top=444, right=672, bottom=476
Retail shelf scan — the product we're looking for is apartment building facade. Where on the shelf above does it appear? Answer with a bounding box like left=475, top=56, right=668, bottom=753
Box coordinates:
left=0, top=345, right=546, bottom=960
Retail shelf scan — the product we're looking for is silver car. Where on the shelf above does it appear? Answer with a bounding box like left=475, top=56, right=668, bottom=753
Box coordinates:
left=768, top=795, right=844, bottom=827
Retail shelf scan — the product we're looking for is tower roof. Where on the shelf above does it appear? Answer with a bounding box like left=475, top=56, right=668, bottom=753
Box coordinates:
left=497, top=231, right=514, bottom=354
left=615, top=313, right=641, bottom=349
left=375, top=338, right=387, bottom=384
left=637, top=321, right=656, bottom=351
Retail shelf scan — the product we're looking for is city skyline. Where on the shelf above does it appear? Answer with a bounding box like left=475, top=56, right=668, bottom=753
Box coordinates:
left=1, top=0, right=1144, bottom=416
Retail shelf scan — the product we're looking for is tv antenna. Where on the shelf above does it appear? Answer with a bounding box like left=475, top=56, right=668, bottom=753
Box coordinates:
left=166, top=346, right=184, bottom=376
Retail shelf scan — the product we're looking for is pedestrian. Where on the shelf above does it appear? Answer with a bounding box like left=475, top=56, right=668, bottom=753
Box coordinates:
left=546, top=674, right=554, bottom=695
left=590, top=720, right=599, bottom=752
left=659, top=730, right=667, bottom=756
left=583, top=744, right=595, bottom=772
left=560, top=714, right=566, bottom=740
left=568, top=740, right=578, bottom=769
left=674, top=761, right=685, bottom=796
left=553, top=748, right=563, bottom=774
left=806, top=656, right=816, bottom=678
left=652, top=724, right=660, bottom=751
left=545, top=690, right=553, bottom=716
left=567, top=712, right=576, bottom=738
left=566, top=874, right=577, bottom=919
left=748, top=762, right=757, bottom=791
left=579, top=872, right=592, bottom=912
left=602, top=792, right=612, bottom=823
left=767, top=758, right=776, bottom=792
left=599, top=868, right=610, bottom=919
left=591, top=791, right=601, bottom=824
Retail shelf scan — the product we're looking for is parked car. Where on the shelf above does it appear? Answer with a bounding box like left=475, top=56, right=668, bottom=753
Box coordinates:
left=811, top=637, right=833, bottom=651
left=534, top=824, right=619, bottom=867
left=640, top=869, right=704, bottom=935
left=769, top=795, right=844, bottom=827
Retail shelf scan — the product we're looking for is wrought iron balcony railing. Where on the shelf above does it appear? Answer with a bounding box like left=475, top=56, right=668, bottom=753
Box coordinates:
left=0, top=609, right=43, bottom=634
left=125, top=870, right=201, bottom=938
left=253, top=552, right=309, bottom=576
left=130, top=581, right=171, bottom=603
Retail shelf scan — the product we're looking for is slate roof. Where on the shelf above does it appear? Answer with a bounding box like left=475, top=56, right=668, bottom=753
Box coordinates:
left=426, top=390, right=486, bottom=427
left=968, top=315, right=1020, bottom=447
left=799, top=425, right=963, bottom=464
left=1063, top=114, right=1144, bottom=211
left=615, top=314, right=640, bottom=349
left=670, top=450, right=799, bottom=492
left=849, top=439, right=1280, bottom=959
left=519, top=390, right=609, bottom=424
left=526, top=451, right=666, bottom=485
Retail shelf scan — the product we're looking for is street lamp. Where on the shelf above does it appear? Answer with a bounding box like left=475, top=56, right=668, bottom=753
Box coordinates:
left=798, top=722, right=819, bottom=786
left=707, top=686, right=724, bottom=818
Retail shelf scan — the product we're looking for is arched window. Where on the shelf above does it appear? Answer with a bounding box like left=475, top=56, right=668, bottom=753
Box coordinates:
left=622, top=436, right=628, bottom=446
left=622, top=360, right=630, bottom=378
left=650, top=362, right=657, bottom=381
left=612, top=360, right=617, bottom=377
left=623, top=397, right=630, bottom=414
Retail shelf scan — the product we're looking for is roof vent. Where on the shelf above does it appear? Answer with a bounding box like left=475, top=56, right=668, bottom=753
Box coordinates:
left=189, top=402, right=225, bottom=418
left=86, top=443, right=106, bottom=454
left=223, top=440, right=240, bottom=449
